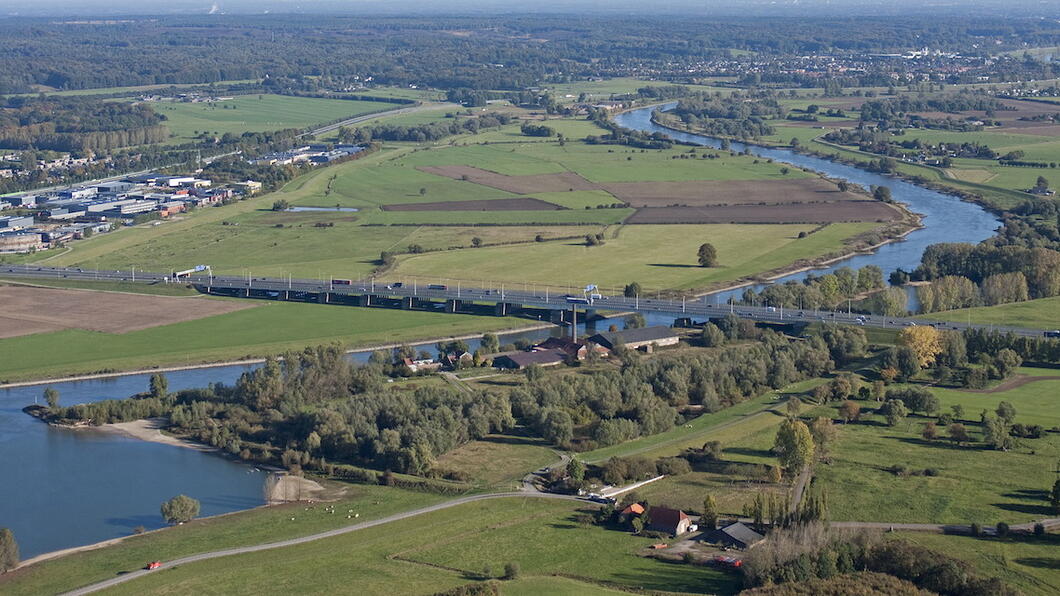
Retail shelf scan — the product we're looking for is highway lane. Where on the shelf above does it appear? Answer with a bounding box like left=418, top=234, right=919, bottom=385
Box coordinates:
left=2, top=265, right=1055, bottom=339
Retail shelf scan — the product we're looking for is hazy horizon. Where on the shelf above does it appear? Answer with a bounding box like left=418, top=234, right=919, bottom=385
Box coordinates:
left=2, top=0, right=1054, bottom=18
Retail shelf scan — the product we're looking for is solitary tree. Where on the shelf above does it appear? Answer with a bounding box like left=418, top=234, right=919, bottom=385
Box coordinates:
left=922, top=421, right=939, bottom=441
left=471, top=236, right=482, bottom=248
left=43, top=387, right=60, bottom=409
left=0, top=528, right=18, bottom=573
left=149, top=373, right=168, bottom=399
left=161, top=494, right=201, bottom=524
left=785, top=396, right=802, bottom=418
left=698, top=243, right=718, bottom=267
left=837, top=180, right=849, bottom=192
left=873, top=186, right=893, bottom=202
left=566, top=457, right=585, bottom=487
left=1036, top=175, right=1049, bottom=190
left=898, top=326, right=943, bottom=368
left=624, top=282, right=642, bottom=298
left=837, top=400, right=861, bottom=423
left=773, top=418, right=815, bottom=472
left=1051, top=479, right=1060, bottom=514
left=996, top=401, right=1017, bottom=425
left=881, top=399, right=908, bottom=427
left=948, top=423, right=971, bottom=445
left=702, top=494, right=719, bottom=530
left=503, top=561, right=521, bottom=580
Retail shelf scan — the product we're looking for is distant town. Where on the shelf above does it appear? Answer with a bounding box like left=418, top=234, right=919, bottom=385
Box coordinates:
left=0, top=143, right=365, bottom=254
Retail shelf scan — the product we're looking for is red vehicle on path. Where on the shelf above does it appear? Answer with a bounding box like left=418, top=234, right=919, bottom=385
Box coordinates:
left=146, top=561, right=163, bottom=570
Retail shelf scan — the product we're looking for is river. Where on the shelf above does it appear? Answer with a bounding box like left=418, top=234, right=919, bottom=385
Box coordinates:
left=2, top=104, right=1001, bottom=560
left=0, top=316, right=660, bottom=559
left=614, top=103, right=1001, bottom=305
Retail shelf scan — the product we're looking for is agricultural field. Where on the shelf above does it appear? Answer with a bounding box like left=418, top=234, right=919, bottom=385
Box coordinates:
left=0, top=297, right=527, bottom=382
left=42, top=121, right=894, bottom=294
left=152, top=94, right=398, bottom=142
left=817, top=369, right=1060, bottom=525
left=389, top=222, right=878, bottom=292
left=92, top=498, right=737, bottom=596
left=0, top=284, right=253, bottom=339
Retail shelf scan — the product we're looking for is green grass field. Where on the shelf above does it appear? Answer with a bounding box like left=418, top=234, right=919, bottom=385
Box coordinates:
left=389, top=222, right=876, bottom=293
left=817, top=369, right=1060, bottom=525
left=76, top=498, right=737, bottom=596
left=0, top=484, right=446, bottom=596
left=154, top=94, right=395, bottom=142
left=918, top=296, right=1060, bottom=330
left=0, top=298, right=527, bottom=382
left=434, top=432, right=557, bottom=491
left=896, top=532, right=1060, bottom=596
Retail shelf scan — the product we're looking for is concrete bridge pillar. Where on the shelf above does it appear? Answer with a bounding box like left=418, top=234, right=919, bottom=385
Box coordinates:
left=446, top=299, right=462, bottom=313
left=317, top=292, right=329, bottom=304
left=358, top=294, right=372, bottom=307
left=402, top=296, right=415, bottom=309
left=549, top=309, right=568, bottom=324
left=494, top=303, right=520, bottom=316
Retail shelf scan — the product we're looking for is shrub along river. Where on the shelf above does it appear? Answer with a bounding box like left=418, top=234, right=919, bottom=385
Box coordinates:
left=1, top=104, right=1000, bottom=559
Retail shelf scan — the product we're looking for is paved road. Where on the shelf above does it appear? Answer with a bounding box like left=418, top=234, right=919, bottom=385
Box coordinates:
left=61, top=491, right=580, bottom=596
left=3, top=265, right=1056, bottom=340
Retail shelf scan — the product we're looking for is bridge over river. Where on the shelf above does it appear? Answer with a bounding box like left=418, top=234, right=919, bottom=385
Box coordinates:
left=2, top=264, right=1053, bottom=339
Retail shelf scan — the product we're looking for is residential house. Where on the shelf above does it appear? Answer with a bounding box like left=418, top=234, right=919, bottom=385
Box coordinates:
left=646, top=507, right=692, bottom=536
left=493, top=348, right=567, bottom=370
left=402, top=358, right=442, bottom=373
left=532, top=336, right=601, bottom=360
left=587, top=326, right=680, bottom=352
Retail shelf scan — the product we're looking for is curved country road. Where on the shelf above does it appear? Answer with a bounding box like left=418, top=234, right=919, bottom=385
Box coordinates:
left=61, top=492, right=578, bottom=596
left=57, top=486, right=1060, bottom=595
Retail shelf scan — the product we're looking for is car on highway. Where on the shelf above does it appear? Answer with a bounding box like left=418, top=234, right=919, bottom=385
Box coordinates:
left=1045, top=330, right=1060, bottom=338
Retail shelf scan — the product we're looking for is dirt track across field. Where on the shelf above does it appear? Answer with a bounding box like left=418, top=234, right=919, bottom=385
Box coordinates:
left=625, top=201, right=903, bottom=224
left=380, top=197, right=563, bottom=211
left=957, top=373, right=1060, bottom=394
left=601, top=178, right=862, bottom=207
left=418, top=165, right=597, bottom=194
left=417, top=164, right=898, bottom=223
left=0, top=284, right=254, bottom=339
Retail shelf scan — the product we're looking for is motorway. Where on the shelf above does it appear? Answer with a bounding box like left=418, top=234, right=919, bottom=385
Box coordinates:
left=2, top=265, right=1055, bottom=339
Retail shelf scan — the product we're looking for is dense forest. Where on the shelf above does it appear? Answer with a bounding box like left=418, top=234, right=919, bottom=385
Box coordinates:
left=41, top=325, right=855, bottom=476
left=1, top=16, right=1058, bottom=94
left=0, top=98, right=167, bottom=152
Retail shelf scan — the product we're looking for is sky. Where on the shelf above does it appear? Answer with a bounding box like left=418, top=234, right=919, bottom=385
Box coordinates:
left=2, top=0, right=1055, bottom=18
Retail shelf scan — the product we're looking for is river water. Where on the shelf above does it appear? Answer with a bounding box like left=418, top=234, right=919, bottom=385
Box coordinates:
left=2, top=104, right=1001, bottom=559
left=614, top=103, right=1001, bottom=305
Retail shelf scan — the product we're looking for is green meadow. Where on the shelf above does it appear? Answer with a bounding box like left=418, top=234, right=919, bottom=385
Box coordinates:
left=817, top=370, right=1060, bottom=525
left=95, top=498, right=738, bottom=596
left=155, top=94, right=395, bottom=142
left=0, top=299, right=526, bottom=382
